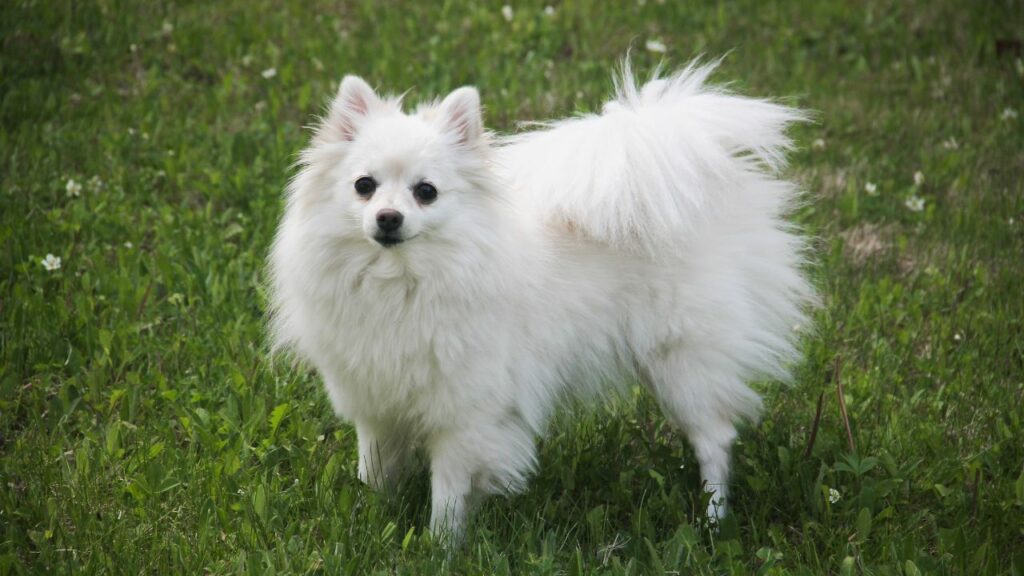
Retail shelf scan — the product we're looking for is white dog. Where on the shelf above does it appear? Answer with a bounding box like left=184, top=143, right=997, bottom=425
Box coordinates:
left=268, top=60, right=814, bottom=539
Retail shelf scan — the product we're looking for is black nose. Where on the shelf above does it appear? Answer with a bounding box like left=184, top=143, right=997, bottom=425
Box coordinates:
left=376, top=209, right=403, bottom=233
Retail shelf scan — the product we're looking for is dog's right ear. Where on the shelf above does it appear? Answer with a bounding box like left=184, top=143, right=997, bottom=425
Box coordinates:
left=331, top=75, right=381, bottom=141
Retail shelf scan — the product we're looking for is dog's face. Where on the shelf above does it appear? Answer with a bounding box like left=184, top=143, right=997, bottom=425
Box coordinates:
left=300, top=76, right=490, bottom=251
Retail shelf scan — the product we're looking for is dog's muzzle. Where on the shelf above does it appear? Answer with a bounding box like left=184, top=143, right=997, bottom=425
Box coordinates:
left=374, top=209, right=405, bottom=247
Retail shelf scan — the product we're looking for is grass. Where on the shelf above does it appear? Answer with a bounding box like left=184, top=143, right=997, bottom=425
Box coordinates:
left=2, top=0, right=1022, bottom=573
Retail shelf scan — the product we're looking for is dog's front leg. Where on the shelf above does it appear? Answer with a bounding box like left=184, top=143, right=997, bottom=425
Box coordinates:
left=355, top=420, right=411, bottom=493
left=425, top=414, right=537, bottom=544
left=427, top=432, right=476, bottom=544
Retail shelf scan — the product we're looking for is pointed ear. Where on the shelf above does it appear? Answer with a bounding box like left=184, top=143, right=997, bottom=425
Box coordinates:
left=437, top=86, right=483, bottom=145
left=332, top=75, right=381, bottom=140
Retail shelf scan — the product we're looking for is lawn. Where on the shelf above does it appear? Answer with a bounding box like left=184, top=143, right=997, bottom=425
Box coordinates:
left=2, top=0, right=1022, bottom=573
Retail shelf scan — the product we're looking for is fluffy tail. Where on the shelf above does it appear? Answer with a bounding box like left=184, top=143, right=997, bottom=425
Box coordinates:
left=498, top=59, right=808, bottom=255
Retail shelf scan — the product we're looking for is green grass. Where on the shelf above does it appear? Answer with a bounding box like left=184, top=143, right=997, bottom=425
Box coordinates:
left=2, top=0, right=1023, bottom=573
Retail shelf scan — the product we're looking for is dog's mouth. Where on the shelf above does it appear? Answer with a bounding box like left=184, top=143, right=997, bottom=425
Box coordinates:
left=373, top=233, right=417, bottom=248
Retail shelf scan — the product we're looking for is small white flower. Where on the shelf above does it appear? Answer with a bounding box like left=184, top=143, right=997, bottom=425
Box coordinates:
left=129, top=43, right=138, bottom=53
left=812, top=138, right=826, bottom=150
left=87, top=175, right=104, bottom=193
left=124, top=241, right=133, bottom=249
left=953, top=333, right=962, bottom=342
left=913, top=170, right=924, bottom=186
left=905, top=195, right=925, bottom=212
left=1001, top=108, right=1018, bottom=121
left=65, top=178, right=82, bottom=197
left=1010, top=217, right=1016, bottom=226
left=864, top=182, right=878, bottom=196
left=261, top=67, right=277, bottom=79
left=645, top=39, right=667, bottom=53
left=942, top=137, right=958, bottom=150
left=501, top=5, right=513, bottom=21
left=41, top=254, right=61, bottom=271
left=161, top=20, right=174, bottom=35
left=317, top=434, right=326, bottom=442
left=544, top=5, right=555, bottom=16
left=254, top=100, right=267, bottom=112
left=828, top=488, right=841, bottom=504
left=241, top=54, right=254, bottom=67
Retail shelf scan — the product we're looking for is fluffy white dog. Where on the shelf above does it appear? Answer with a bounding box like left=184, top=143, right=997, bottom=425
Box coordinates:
left=268, top=60, right=814, bottom=539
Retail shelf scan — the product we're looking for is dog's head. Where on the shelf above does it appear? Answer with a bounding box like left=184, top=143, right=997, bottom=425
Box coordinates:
left=292, top=76, right=494, bottom=252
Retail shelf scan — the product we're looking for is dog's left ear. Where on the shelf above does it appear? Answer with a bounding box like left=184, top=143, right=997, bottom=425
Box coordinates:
left=438, top=87, right=483, bottom=145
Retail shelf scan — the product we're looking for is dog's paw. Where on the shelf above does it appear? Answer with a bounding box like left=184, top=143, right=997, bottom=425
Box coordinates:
left=705, top=497, right=727, bottom=529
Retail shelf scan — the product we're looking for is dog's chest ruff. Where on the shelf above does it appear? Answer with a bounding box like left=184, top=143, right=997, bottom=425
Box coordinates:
left=309, top=262, right=509, bottom=425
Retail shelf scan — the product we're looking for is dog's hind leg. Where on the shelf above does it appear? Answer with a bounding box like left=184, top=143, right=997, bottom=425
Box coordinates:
left=641, top=345, right=762, bottom=522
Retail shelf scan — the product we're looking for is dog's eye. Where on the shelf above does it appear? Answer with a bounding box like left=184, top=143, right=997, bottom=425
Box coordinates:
left=413, top=182, right=437, bottom=204
left=354, top=176, right=377, bottom=197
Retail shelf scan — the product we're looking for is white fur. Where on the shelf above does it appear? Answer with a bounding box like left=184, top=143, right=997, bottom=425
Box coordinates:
left=268, top=60, right=815, bottom=539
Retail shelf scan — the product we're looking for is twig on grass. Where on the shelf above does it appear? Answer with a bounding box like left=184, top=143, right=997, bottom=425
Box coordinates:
left=833, top=356, right=856, bottom=453
left=135, top=278, right=154, bottom=320
left=803, top=390, right=826, bottom=459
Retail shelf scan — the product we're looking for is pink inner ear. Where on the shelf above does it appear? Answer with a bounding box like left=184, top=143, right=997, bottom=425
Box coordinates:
left=345, top=91, right=371, bottom=117
left=449, top=109, right=471, bottom=137
left=337, top=97, right=369, bottom=141
left=335, top=78, right=379, bottom=141
left=441, top=91, right=481, bottom=144
left=338, top=108, right=360, bottom=141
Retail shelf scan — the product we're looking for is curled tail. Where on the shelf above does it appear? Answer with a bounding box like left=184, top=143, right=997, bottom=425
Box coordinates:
left=498, top=59, right=808, bottom=255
